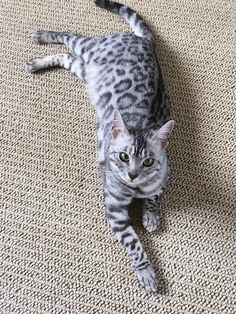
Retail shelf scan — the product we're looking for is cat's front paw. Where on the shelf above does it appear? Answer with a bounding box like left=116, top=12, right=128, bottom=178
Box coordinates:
left=142, top=211, right=159, bottom=232
left=136, top=264, right=158, bottom=293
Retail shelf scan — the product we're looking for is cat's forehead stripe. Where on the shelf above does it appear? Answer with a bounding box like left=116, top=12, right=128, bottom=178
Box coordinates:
left=134, top=134, right=147, bottom=156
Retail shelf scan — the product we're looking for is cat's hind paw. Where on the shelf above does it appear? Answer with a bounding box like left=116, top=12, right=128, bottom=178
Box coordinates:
left=32, top=31, right=46, bottom=44
left=25, top=59, right=40, bottom=73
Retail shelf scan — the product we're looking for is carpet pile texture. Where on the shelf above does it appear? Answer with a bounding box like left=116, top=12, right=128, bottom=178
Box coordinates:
left=0, top=0, right=235, bottom=313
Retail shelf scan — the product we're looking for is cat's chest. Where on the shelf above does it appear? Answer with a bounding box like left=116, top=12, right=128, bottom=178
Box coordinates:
left=133, top=166, right=169, bottom=199
left=133, top=182, right=164, bottom=199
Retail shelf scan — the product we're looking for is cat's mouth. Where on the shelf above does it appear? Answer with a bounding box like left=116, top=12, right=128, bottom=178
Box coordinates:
left=124, top=175, right=143, bottom=186
left=111, top=165, right=144, bottom=186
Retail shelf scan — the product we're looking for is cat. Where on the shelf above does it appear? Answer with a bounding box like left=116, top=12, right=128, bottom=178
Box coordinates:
left=26, top=0, right=175, bottom=293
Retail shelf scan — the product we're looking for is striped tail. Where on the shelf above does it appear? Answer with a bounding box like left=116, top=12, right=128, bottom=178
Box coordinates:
left=95, top=0, right=154, bottom=42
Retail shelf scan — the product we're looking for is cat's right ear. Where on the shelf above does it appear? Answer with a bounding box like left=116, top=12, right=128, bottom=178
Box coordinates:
left=112, top=109, right=129, bottom=140
left=151, top=120, right=175, bottom=149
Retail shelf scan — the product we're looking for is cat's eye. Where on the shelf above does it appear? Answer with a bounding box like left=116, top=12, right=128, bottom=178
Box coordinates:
left=143, top=158, right=154, bottom=167
left=119, top=152, right=129, bottom=163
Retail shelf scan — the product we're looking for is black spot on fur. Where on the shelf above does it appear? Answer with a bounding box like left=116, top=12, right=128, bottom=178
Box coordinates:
left=116, top=69, right=125, bottom=76
left=135, top=83, right=146, bottom=93
left=98, top=91, right=112, bottom=108
left=101, top=57, right=108, bottom=63
left=114, top=79, right=132, bottom=93
left=130, top=65, right=141, bottom=74
left=134, top=72, right=148, bottom=82
left=100, top=37, right=107, bottom=43
left=85, top=41, right=97, bottom=52
left=116, top=58, right=136, bottom=66
left=130, top=238, right=138, bottom=250
left=136, top=99, right=149, bottom=108
left=87, top=51, right=94, bottom=63
left=112, top=33, right=120, bottom=39
left=109, top=58, right=116, bottom=64
left=113, top=42, right=123, bottom=48
left=80, top=37, right=91, bottom=45
left=117, top=93, right=137, bottom=108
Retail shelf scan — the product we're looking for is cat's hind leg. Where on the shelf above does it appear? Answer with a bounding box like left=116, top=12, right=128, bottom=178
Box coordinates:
left=26, top=53, right=73, bottom=72
left=32, top=30, right=78, bottom=49
left=26, top=53, right=84, bottom=80
left=31, top=31, right=98, bottom=59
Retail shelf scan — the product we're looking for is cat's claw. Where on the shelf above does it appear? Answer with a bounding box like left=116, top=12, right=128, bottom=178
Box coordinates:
left=136, top=264, right=158, bottom=293
left=142, top=212, right=159, bottom=232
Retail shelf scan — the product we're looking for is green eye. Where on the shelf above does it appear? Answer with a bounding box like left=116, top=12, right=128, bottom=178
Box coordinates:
left=119, top=152, right=129, bottom=163
left=143, top=158, right=154, bottom=167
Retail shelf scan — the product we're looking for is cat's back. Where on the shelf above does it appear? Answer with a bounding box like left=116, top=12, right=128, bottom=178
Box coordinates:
left=90, top=32, right=155, bottom=64
left=85, top=32, right=157, bottom=80
left=85, top=32, right=163, bottom=130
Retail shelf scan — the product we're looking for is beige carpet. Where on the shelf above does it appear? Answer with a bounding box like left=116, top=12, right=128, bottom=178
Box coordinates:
left=1, top=0, right=235, bottom=313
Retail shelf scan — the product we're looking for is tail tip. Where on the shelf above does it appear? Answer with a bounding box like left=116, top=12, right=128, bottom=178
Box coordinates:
left=95, top=0, right=110, bottom=9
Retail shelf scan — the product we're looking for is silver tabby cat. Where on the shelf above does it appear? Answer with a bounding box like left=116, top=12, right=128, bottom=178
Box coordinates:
left=26, top=0, right=175, bottom=293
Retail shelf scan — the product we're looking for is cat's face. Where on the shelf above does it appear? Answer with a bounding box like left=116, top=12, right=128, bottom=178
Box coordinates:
left=109, top=110, right=174, bottom=185
left=109, top=133, right=165, bottom=185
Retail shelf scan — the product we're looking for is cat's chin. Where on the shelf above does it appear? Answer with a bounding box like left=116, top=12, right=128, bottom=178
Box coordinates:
left=123, top=176, right=144, bottom=186
left=127, top=180, right=140, bottom=186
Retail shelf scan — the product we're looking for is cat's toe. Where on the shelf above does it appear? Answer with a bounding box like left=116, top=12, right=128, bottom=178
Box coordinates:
left=142, top=213, right=159, bottom=232
left=136, top=264, right=158, bottom=293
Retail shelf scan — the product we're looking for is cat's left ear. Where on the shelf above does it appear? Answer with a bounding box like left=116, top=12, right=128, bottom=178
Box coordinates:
left=111, top=109, right=129, bottom=140
left=151, top=120, right=175, bottom=149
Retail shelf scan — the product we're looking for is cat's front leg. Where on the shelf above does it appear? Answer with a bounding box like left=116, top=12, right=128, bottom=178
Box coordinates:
left=105, top=193, right=158, bottom=293
left=142, top=195, right=160, bottom=232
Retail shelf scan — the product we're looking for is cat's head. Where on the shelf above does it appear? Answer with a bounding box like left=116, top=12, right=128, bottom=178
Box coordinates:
left=108, top=109, right=174, bottom=185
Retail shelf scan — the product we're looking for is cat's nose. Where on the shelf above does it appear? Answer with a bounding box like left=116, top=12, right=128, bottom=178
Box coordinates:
left=128, top=172, right=138, bottom=181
